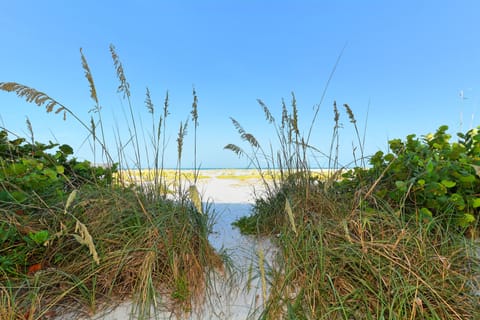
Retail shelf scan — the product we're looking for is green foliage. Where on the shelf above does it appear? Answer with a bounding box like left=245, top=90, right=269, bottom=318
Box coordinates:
left=0, top=129, right=118, bottom=279
left=338, top=125, right=480, bottom=230
left=171, top=274, right=190, bottom=302
left=28, top=230, right=49, bottom=245
left=0, top=129, right=117, bottom=206
left=0, top=221, right=51, bottom=277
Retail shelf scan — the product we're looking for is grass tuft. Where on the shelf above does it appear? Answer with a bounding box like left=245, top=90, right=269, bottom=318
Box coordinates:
left=227, top=91, right=480, bottom=319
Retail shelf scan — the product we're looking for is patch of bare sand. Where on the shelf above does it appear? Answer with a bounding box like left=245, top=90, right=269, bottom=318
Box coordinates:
left=168, top=169, right=268, bottom=204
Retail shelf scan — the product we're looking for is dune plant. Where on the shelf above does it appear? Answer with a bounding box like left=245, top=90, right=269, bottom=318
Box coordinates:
left=226, top=94, right=479, bottom=318
left=191, top=87, right=200, bottom=183
left=227, top=98, right=362, bottom=235
left=337, top=125, right=480, bottom=233
left=0, top=45, right=223, bottom=319
left=226, top=94, right=312, bottom=234
left=261, top=198, right=479, bottom=319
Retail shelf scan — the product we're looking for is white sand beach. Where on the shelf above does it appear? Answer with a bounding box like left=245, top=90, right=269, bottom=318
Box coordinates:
left=193, top=169, right=268, bottom=203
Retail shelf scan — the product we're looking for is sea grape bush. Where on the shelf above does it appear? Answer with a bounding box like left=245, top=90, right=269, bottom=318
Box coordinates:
left=338, top=125, right=480, bottom=229
left=0, top=129, right=116, bottom=204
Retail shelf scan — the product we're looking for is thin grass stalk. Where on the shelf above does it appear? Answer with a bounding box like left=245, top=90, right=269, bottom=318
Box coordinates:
left=110, top=44, right=144, bottom=184
left=90, top=116, right=97, bottom=165
left=176, top=120, right=188, bottom=200
left=139, top=115, right=156, bottom=193
left=224, top=141, right=275, bottom=195
left=225, top=117, right=274, bottom=190
left=362, top=100, right=370, bottom=162
left=279, top=99, right=289, bottom=180
left=159, top=91, right=169, bottom=194
left=306, top=43, right=347, bottom=146
left=257, top=99, right=290, bottom=178
left=191, top=87, right=199, bottom=183
left=328, top=101, right=340, bottom=173
left=290, top=92, right=304, bottom=173
left=145, top=88, right=164, bottom=195
left=113, top=122, right=127, bottom=185
left=285, top=198, right=297, bottom=236
left=154, top=115, right=163, bottom=194
left=25, top=117, right=34, bottom=146
left=257, top=249, right=267, bottom=308
left=344, top=103, right=365, bottom=168
left=80, top=48, right=109, bottom=166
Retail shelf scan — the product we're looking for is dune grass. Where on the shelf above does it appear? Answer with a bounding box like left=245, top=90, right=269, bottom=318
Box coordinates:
left=260, top=188, right=479, bottom=319
left=226, top=96, right=480, bottom=319
left=1, top=184, right=223, bottom=319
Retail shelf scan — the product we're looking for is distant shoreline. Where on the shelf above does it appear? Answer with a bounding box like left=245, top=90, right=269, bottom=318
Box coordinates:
left=117, top=167, right=333, bottom=171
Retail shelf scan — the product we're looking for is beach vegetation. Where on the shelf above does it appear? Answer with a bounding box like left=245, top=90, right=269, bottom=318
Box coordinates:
left=227, top=96, right=480, bottom=319
left=1, top=43, right=479, bottom=319
left=0, top=46, right=224, bottom=319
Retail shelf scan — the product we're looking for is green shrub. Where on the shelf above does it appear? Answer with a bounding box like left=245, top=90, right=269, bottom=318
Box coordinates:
left=337, top=125, right=480, bottom=231
left=0, top=129, right=116, bottom=205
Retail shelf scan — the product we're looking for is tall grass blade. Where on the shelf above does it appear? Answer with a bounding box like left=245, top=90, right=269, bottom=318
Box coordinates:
left=191, top=87, right=199, bottom=182
left=344, top=103, right=365, bottom=167
left=26, top=117, right=34, bottom=145
left=306, top=42, right=347, bottom=145
left=189, top=185, right=203, bottom=215
left=285, top=198, right=297, bottom=236
left=257, top=249, right=267, bottom=308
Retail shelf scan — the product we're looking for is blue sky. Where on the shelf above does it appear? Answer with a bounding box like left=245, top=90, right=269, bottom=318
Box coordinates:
left=1, top=1, right=479, bottom=168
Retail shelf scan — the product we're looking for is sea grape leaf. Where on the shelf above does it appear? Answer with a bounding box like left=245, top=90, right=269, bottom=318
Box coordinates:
left=449, top=193, right=465, bottom=210
left=441, top=180, right=456, bottom=188
left=459, top=174, right=475, bottom=184
left=426, top=161, right=434, bottom=174
left=456, top=213, right=475, bottom=228
left=59, top=144, right=73, bottom=155
left=419, top=208, right=433, bottom=223
left=472, top=198, right=480, bottom=208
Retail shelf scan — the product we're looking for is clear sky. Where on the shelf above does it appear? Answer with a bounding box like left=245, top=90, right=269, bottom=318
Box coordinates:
left=1, top=1, right=479, bottom=169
